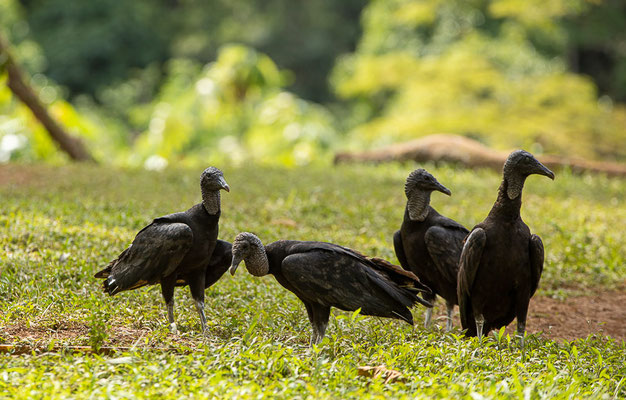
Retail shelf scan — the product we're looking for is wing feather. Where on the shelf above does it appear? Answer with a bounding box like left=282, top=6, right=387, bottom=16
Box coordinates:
left=529, top=234, right=544, bottom=297
left=457, top=228, right=486, bottom=331
left=102, top=221, right=193, bottom=293
left=280, top=249, right=427, bottom=323
left=424, top=225, right=467, bottom=285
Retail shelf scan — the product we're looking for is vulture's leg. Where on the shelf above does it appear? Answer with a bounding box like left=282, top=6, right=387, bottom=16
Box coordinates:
left=304, top=303, right=318, bottom=345
left=160, top=275, right=178, bottom=334
left=515, top=293, right=530, bottom=356
left=424, top=308, right=433, bottom=329
left=445, top=301, right=454, bottom=332
left=305, top=303, right=330, bottom=346
left=423, top=293, right=436, bottom=328
left=312, top=305, right=331, bottom=345
left=188, top=270, right=208, bottom=335
left=517, top=320, right=526, bottom=354
left=475, top=314, right=485, bottom=342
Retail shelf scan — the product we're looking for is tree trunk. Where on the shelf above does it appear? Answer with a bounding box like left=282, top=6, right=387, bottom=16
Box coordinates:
left=0, top=33, right=95, bottom=162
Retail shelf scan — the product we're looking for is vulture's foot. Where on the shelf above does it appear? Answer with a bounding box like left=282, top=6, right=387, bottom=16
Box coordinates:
left=309, top=324, right=328, bottom=347
left=310, top=332, right=321, bottom=347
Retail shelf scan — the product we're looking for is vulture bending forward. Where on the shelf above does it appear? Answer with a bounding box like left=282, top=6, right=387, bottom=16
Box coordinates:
left=457, top=150, right=554, bottom=347
left=94, top=167, right=231, bottom=334
left=229, top=232, right=433, bottom=345
left=393, top=169, right=469, bottom=330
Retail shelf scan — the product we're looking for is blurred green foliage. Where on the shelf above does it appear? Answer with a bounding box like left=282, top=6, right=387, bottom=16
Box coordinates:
left=18, top=0, right=366, bottom=103
left=130, top=46, right=337, bottom=167
left=331, top=0, right=626, bottom=160
left=1, top=0, right=625, bottom=165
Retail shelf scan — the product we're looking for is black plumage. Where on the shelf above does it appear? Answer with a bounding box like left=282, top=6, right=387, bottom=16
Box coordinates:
left=229, top=232, right=433, bottom=345
left=457, top=150, right=554, bottom=345
left=393, top=169, right=469, bottom=330
left=94, top=167, right=231, bottom=334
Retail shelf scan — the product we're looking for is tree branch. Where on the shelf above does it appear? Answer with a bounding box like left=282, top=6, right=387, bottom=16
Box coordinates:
left=0, top=33, right=95, bottom=162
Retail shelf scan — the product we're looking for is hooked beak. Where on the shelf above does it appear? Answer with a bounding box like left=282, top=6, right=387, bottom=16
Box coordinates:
left=435, top=182, right=452, bottom=196
left=219, top=177, right=230, bottom=192
left=535, top=162, right=555, bottom=180
left=229, top=256, right=242, bottom=275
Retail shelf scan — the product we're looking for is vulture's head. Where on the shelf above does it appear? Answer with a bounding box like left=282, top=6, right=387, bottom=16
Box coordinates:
left=230, top=232, right=269, bottom=277
left=503, top=150, right=554, bottom=199
left=405, top=169, right=452, bottom=198
left=200, top=167, right=230, bottom=193
left=404, top=169, right=451, bottom=221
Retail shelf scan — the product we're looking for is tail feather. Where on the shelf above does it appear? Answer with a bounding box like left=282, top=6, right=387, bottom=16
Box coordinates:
left=102, top=276, right=120, bottom=296
left=391, top=308, right=414, bottom=325
left=94, top=265, right=112, bottom=279
left=369, top=257, right=433, bottom=296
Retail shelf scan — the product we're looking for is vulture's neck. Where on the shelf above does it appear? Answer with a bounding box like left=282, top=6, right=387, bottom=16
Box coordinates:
left=406, top=191, right=431, bottom=221
left=489, top=178, right=523, bottom=220
left=202, top=189, right=221, bottom=215
left=245, top=248, right=270, bottom=277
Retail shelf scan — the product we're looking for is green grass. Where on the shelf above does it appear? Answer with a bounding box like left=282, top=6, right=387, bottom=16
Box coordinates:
left=0, top=162, right=625, bottom=399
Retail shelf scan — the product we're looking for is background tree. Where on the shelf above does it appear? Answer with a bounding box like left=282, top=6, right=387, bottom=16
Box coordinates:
left=331, top=0, right=626, bottom=161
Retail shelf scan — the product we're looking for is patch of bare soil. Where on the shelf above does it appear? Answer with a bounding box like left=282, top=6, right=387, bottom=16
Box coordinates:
left=524, top=290, right=626, bottom=341
left=0, top=320, right=201, bottom=354
left=430, top=289, right=626, bottom=342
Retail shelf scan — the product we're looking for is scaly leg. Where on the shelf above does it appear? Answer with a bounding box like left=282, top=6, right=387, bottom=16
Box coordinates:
left=306, top=303, right=330, bottom=346
left=160, top=276, right=178, bottom=334
left=423, top=294, right=436, bottom=328
left=475, top=314, right=485, bottom=343
left=188, top=269, right=208, bottom=335
left=166, top=299, right=178, bottom=334
left=517, top=320, right=526, bottom=360
left=195, top=300, right=208, bottom=335
left=515, top=290, right=531, bottom=360
left=445, top=302, right=454, bottom=332
left=424, top=308, right=433, bottom=329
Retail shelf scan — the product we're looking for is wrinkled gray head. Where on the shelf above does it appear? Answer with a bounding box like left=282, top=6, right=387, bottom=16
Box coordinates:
left=405, top=169, right=452, bottom=198
left=404, top=169, right=451, bottom=221
left=229, top=232, right=269, bottom=277
left=200, top=167, right=230, bottom=192
left=503, top=150, right=555, bottom=199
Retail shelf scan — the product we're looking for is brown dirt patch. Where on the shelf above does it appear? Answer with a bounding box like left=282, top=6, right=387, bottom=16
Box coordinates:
left=429, top=288, right=626, bottom=342
left=0, top=320, right=203, bottom=353
left=525, top=290, right=626, bottom=341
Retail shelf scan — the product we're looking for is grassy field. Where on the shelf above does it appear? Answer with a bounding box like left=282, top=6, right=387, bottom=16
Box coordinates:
left=0, top=162, right=624, bottom=398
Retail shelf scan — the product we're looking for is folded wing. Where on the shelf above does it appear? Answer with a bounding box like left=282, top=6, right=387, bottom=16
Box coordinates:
left=95, top=221, right=193, bottom=295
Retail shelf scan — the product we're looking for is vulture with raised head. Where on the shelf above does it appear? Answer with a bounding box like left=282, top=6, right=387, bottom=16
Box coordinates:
left=457, top=150, right=554, bottom=347
left=393, top=169, right=469, bottom=330
left=229, top=232, right=433, bottom=345
left=95, top=167, right=231, bottom=334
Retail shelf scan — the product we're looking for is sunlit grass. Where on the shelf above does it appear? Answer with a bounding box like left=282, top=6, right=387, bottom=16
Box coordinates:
left=0, top=162, right=624, bottom=398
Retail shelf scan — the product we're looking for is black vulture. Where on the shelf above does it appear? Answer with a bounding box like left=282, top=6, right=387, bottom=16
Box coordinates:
left=94, top=167, right=231, bottom=334
left=393, top=169, right=469, bottom=330
left=457, top=150, right=554, bottom=347
left=229, top=232, right=433, bottom=345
